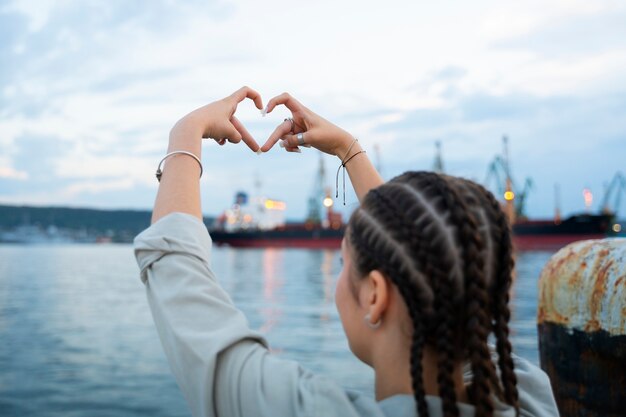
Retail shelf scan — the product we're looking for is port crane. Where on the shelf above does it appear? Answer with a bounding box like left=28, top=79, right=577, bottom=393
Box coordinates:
left=433, top=141, right=445, bottom=173
left=601, top=171, right=626, bottom=216
left=484, top=136, right=533, bottom=221
left=307, top=154, right=327, bottom=224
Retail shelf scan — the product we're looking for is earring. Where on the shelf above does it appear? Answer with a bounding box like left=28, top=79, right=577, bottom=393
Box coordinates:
left=364, top=313, right=382, bottom=330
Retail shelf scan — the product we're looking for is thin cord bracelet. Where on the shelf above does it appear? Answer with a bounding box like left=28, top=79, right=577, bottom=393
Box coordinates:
left=341, top=138, right=359, bottom=161
left=335, top=147, right=367, bottom=205
left=155, top=151, right=203, bottom=183
left=335, top=138, right=359, bottom=203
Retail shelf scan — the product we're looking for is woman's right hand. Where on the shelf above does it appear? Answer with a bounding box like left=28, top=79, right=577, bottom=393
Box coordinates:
left=259, top=93, right=356, bottom=159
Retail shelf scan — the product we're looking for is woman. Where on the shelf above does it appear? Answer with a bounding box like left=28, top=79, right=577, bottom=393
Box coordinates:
left=134, top=87, right=559, bottom=417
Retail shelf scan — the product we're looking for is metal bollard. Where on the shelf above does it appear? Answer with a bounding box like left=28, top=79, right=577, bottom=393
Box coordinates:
left=537, top=238, right=626, bottom=417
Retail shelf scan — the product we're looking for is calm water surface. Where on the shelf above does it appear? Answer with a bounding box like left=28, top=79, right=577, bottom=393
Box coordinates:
left=0, top=244, right=553, bottom=416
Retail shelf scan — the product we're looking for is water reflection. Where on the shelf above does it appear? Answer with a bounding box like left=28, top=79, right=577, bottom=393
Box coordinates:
left=0, top=244, right=553, bottom=416
left=320, top=250, right=336, bottom=322
left=259, top=248, right=284, bottom=335
left=509, top=251, right=554, bottom=362
left=0, top=245, right=189, bottom=417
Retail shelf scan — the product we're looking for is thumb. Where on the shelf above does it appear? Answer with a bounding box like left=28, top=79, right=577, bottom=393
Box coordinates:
left=226, top=123, right=243, bottom=143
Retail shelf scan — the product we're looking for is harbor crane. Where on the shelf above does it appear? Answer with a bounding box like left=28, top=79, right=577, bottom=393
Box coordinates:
left=484, top=136, right=533, bottom=221
left=433, top=141, right=445, bottom=173
left=601, top=171, right=626, bottom=216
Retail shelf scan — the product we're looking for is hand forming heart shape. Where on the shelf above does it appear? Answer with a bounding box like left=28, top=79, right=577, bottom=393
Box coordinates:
left=177, top=86, right=355, bottom=159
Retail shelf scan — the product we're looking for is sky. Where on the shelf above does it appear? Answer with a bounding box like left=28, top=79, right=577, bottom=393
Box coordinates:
left=0, top=0, right=625, bottom=220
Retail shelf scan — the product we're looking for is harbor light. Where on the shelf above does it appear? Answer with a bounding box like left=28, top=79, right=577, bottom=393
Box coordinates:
left=614, top=224, right=622, bottom=233
left=323, top=197, right=333, bottom=208
left=265, top=199, right=286, bottom=210
left=583, top=188, right=593, bottom=210
left=504, top=191, right=515, bottom=201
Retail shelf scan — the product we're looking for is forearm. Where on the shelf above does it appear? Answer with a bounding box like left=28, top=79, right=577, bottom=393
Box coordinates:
left=337, top=141, right=384, bottom=203
left=151, top=121, right=204, bottom=224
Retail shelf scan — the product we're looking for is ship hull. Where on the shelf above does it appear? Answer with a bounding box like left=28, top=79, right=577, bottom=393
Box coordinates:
left=209, top=227, right=344, bottom=249
left=210, top=214, right=615, bottom=251
left=512, top=213, right=613, bottom=251
left=512, top=234, right=607, bottom=251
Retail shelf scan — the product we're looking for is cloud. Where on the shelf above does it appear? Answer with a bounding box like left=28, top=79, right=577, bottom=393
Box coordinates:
left=494, top=4, right=626, bottom=59
left=0, top=0, right=625, bottom=219
left=0, top=166, right=28, bottom=180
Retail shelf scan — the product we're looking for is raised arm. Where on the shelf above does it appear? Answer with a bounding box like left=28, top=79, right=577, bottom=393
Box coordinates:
left=138, top=88, right=384, bottom=417
left=259, top=93, right=383, bottom=202
left=151, top=87, right=263, bottom=224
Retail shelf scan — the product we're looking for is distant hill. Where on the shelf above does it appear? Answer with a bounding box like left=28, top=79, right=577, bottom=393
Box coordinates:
left=0, top=205, right=215, bottom=243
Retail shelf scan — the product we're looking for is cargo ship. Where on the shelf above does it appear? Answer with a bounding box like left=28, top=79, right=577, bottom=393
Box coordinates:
left=210, top=140, right=623, bottom=251
left=210, top=211, right=616, bottom=251
left=210, top=156, right=345, bottom=249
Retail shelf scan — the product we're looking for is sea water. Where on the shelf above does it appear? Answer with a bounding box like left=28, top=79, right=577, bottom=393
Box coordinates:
left=0, top=244, right=553, bottom=417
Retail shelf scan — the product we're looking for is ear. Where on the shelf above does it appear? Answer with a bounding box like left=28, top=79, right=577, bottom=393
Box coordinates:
left=364, top=270, right=390, bottom=325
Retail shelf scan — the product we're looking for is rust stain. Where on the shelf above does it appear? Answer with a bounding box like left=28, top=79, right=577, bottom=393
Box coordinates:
left=583, top=318, right=601, bottom=332
left=589, top=259, right=613, bottom=327
left=539, top=239, right=626, bottom=417
left=538, top=239, right=626, bottom=333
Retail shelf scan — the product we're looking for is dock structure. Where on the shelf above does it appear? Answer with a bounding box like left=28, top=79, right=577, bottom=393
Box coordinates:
left=537, top=238, right=626, bottom=417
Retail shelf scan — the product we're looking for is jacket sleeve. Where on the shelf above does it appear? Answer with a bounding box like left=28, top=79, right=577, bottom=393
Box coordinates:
left=511, top=354, right=560, bottom=417
left=133, top=212, right=379, bottom=417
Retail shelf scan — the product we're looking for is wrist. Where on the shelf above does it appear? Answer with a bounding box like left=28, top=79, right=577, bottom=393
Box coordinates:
left=335, top=133, right=361, bottom=160
left=169, top=117, right=204, bottom=149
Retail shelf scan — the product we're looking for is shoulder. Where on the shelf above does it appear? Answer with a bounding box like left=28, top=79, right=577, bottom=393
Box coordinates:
left=511, top=354, right=560, bottom=417
left=217, top=340, right=389, bottom=417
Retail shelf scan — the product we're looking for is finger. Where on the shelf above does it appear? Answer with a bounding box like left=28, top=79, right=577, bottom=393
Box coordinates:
left=260, top=120, right=294, bottom=152
left=264, top=92, right=302, bottom=115
left=284, top=146, right=301, bottom=154
left=279, top=139, right=310, bottom=151
left=231, top=86, right=263, bottom=110
left=281, top=133, right=313, bottom=149
left=231, top=116, right=260, bottom=152
left=214, top=124, right=242, bottom=144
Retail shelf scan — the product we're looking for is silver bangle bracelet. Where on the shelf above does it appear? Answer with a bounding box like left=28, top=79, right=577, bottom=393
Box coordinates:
left=155, top=151, right=203, bottom=182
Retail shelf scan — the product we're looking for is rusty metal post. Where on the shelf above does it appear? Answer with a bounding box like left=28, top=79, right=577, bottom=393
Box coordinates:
left=537, top=238, right=626, bottom=417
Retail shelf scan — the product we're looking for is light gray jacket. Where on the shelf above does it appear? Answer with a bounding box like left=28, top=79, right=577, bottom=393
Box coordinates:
left=134, top=212, right=560, bottom=417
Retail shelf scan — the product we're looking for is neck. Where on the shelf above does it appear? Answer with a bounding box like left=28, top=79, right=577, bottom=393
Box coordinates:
left=373, top=344, right=468, bottom=404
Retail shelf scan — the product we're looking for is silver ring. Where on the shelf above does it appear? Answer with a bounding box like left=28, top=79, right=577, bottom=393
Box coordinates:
left=284, top=118, right=295, bottom=132
left=296, top=132, right=305, bottom=146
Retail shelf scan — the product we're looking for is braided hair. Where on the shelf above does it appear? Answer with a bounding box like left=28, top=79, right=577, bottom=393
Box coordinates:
left=347, top=171, right=519, bottom=417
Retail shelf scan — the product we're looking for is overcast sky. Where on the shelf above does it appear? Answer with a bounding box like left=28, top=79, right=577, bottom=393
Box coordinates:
left=1, top=0, right=625, bottom=220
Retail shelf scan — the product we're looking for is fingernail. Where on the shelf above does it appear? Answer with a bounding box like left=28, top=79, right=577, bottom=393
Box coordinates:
left=256, top=149, right=263, bottom=155
left=293, top=148, right=302, bottom=153
left=303, top=144, right=312, bottom=148
left=261, top=107, right=267, bottom=117
left=279, top=140, right=286, bottom=148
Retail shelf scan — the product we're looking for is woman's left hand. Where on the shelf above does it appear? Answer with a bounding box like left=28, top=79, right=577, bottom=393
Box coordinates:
left=170, top=86, right=264, bottom=152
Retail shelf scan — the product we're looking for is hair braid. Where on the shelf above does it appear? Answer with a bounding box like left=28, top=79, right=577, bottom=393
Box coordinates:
left=363, top=188, right=438, bottom=417
left=449, top=179, right=520, bottom=412
left=369, top=187, right=460, bottom=417
left=477, top=184, right=520, bottom=412
left=348, top=214, right=431, bottom=417
left=401, top=280, right=431, bottom=417
left=432, top=267, right=462, bottom=417
left=417, top=173, right=496, bottom=417
left=446, top=180, right=501, bottom=396
left=347, top=171, right=520, bottom=417
left=377, top=183, right=461, bottom=417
